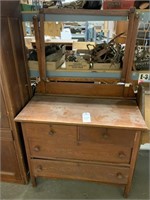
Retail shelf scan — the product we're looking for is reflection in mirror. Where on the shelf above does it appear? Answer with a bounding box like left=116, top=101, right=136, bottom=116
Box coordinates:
left=25, top=20, right=128, bottom=75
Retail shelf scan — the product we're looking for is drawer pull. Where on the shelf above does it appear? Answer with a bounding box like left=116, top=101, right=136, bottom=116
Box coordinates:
left=116, top=173, right=123, bottom=179
left=37, top=165, right=43, bottom=172
left=118, top=152, right=126, bottom=159
left=102, top=133, right=109, bottom=139
left=49, top=130, right=55, bottom=135
left=33, top=146, right=40, bottom=152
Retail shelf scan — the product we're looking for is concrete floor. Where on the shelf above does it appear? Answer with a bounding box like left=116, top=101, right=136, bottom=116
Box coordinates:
left=0, top=150, right=149, bottom=200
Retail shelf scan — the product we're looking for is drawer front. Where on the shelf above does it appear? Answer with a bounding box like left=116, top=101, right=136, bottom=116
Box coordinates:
left=25, top=123, right=133, bottom=163
left=31, top=159, right=129, bottom=184
left=79, top=126, right=135, bottom=147
left=23, top=123, right=77, bottom=143
left=29, top=139, right=131, bottom=163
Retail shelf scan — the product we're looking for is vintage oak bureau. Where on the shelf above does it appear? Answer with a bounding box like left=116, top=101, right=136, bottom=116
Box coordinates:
left=15, top=7, right=148, bottom=198
left=15, top=95, right=147, bottom=197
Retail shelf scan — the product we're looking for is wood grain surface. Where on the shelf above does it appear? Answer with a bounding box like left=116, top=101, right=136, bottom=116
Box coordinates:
left=15, top=95, right=147, bottom=130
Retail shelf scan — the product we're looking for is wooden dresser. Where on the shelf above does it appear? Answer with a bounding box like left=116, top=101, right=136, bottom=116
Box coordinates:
left=12, top=6, right=148, bottom=197
left=15, top=95, right=148, bottom=197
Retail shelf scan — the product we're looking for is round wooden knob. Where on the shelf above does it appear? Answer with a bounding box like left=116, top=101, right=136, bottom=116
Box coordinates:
left=49, top=129, right=55, bottom=135
left=116, top=173, right=123, bottom=179
left=33, top=146, right=40, bottom=152
left=102, top=133, right=109, bottom=139
left=118, top=152, right=126, bottom=159
left=37, top=165, right=42, bottom=172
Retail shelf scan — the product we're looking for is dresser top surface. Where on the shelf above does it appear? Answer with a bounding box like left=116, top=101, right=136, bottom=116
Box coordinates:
left=15, top=95, right=147, bottom=130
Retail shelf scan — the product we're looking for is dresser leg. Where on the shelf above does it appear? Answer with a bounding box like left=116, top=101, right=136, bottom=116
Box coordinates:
left=123, top=188, right=128, bottom=198
left=31, top=177, right=37, bottom=187
left=123, top=132, right=141, bottom=198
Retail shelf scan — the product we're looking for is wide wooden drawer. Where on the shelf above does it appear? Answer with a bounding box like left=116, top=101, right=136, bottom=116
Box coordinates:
left=31, top=159, right=129, bottom=184
left=79, top=126, right=135, bottom=147
left=22, top=123, right=77, bottom=143
left=29, top=138, right=132, bottom=163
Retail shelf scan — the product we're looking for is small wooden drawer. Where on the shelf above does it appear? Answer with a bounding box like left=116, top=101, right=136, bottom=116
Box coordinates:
left=79, top=126, right=135, bottom=147
left=23, top=122, right=77, bottom=142
left=31, top=159, right=129, bottom=184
